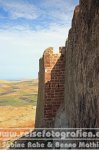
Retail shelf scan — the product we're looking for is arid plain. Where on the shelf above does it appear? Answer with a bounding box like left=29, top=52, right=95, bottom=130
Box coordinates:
left=0, top=80, right=38, bottom=149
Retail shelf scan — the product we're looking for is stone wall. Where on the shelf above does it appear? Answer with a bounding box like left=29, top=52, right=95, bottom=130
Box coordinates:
left=35, top=47, right=66, bottom=128
left=64, top=0, right=99, bottom=128
left=35, top=57, right=45, bottom=128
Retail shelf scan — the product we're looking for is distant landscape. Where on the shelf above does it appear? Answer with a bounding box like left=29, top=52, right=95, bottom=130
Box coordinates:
left=0, top=79, right=38, bottom=106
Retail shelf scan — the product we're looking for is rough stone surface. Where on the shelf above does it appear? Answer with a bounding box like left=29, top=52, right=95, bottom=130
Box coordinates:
left=64, top=0, right=99, bottom=128
left=54, top=104, right=69, bottom=128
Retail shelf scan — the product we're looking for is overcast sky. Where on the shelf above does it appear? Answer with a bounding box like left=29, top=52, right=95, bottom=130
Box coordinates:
left=0, top=0, right=79, bottom=80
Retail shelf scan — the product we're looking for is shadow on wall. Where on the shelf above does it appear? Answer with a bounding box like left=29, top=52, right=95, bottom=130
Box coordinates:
left=35, top=47, right=70, bottom=128
left=43, top=49, right=66, bottom=127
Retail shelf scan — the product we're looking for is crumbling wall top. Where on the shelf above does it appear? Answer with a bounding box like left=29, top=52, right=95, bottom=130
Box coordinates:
left=43, top=47, right=53, bottom=55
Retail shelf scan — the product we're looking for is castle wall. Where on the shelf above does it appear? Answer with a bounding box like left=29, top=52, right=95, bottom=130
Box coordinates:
left=36, top=0, right=99, bottom=129
left=35, top=47, right=66, bottom=128
left=35, top=58, right=45, bottom=128
left=64, top=0, right=99, bottom=128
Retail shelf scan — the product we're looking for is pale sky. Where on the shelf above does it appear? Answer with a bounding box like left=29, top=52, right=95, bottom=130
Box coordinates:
left=0, top=0, right=79, bottom=80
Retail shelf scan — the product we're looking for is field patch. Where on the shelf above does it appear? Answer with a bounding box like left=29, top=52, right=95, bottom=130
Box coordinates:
left=0, top=79, right=38, bottom=106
